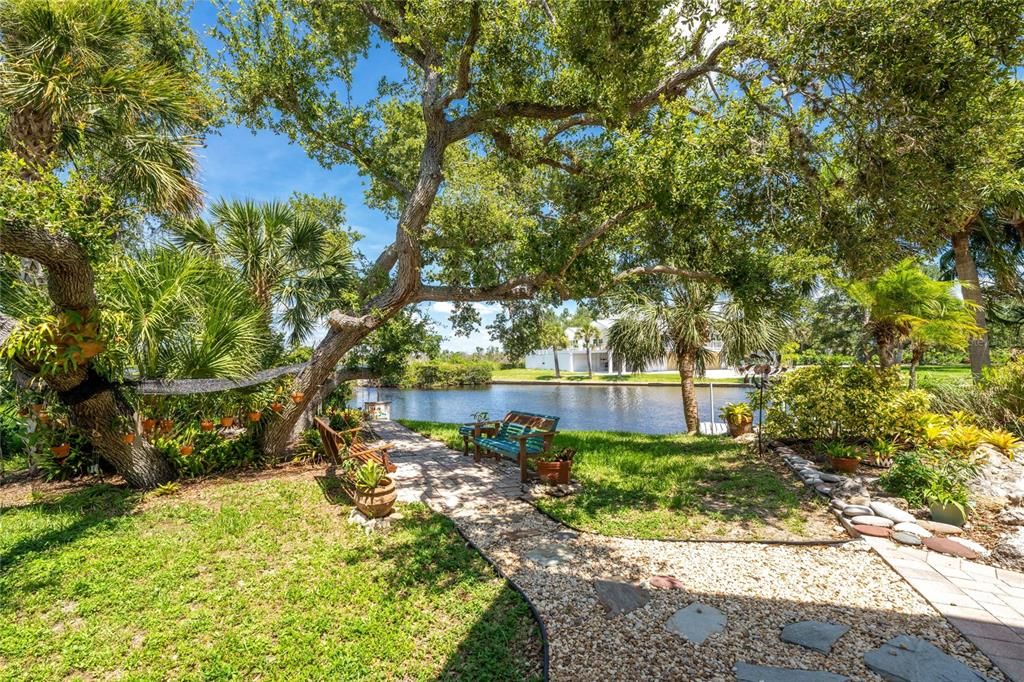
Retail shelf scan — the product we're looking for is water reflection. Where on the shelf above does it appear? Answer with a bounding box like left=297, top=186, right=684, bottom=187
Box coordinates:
left=351, top=383, right=754, bottom=435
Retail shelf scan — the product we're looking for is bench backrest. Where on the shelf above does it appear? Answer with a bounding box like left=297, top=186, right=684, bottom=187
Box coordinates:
left=315, top=417, right=342, bottom=460
left=314, top=417, right=396, bottom=472
left=496, top=411, right=558, bottom=439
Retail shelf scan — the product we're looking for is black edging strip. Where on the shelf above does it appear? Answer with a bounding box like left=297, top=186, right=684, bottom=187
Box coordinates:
left=447, top=522, right=551, bottom=682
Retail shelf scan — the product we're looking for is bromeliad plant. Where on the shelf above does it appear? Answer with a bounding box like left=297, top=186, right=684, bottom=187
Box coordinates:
left=353, top=460, right=388, bottom=492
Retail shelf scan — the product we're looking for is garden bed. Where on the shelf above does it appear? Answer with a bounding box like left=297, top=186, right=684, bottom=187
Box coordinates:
left=398, top=420, right=841, bottom=541
left=0, top=475, right=542, bottom=680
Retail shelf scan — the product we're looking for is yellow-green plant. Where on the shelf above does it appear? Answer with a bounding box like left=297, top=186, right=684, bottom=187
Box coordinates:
left=982, top=429, right=1020, bottom=458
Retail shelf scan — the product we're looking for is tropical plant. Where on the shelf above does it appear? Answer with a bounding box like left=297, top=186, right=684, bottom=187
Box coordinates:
left=982, top=429, right=1021, bottom=457
left=879, top=452, right=936, bottom=507
left=720, top=402, right=753, bottom=425
left=537, top=310, right=569, bottom=379
left=353, top=460, right=388, bottom=492
left=821, top=442, right=861, bottom=462
left=608, top=281, right=788, bottom=433
left=846, top=260, right=981, bottom=376
left=166, top=198, right=356, bottom=344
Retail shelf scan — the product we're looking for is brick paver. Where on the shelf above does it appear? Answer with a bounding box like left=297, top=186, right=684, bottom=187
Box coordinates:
left=866, top=536, right=1024, bottom=681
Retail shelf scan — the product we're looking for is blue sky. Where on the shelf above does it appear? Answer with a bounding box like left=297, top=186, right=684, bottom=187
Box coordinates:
left=188, top=3, right=497, bottom=352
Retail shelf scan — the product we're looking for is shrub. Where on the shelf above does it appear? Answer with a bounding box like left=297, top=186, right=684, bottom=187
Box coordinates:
left=764, top=361, right=931, bottom=443
left=154, top=431, right=265, bottom=477
left=402, top=360, right=494, bottom=388
left=879, top=452, right=935, bottom=507
left=879, top=449, right=979, bottom=510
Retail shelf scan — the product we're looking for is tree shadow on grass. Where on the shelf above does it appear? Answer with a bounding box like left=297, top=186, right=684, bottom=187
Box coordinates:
left=0, top=483, right=141, bottom=582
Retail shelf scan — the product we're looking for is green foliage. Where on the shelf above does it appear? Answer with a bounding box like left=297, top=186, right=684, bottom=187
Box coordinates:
left=345, top=308, right=440, bottom=385
left=821, top=441, right=861, bottom=461
left=327, top=408, right=363, bottom=433
left=878, top=453, right=936, bottom=507
left=353, top=460, right=387, bottom=492
left=401, top=359, right=494, bottom=388
left=880, top=449, right=978, bottom=511
left=720, top=402, right=753, bottom=424
left=765, top=361, right=932, bottom=443
left=152, top=430, right=264, bottom=477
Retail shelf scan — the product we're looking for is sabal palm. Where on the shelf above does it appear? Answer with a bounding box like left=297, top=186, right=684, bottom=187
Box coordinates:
left=167, top=199, right=356, bottom=345
left=607, top=281, right=787, bottom=434
left=102, top=249, right=269, bottom=379
left=0, top=0, right=205, bottom=211
left=577, top=324, right=602, bottom=377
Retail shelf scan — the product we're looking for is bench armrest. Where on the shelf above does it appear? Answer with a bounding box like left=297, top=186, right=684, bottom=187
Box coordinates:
left=462, top=420, right=500, bottom=427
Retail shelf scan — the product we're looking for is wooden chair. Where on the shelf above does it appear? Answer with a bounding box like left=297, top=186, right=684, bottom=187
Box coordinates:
left=314, top=417, right=396, bottom=473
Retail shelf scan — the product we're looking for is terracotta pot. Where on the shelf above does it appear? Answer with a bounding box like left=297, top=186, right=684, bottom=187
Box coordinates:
left=353, top=478, right=397, bottom=519
left=121, top=433, right=135, bottom=444
left=726, top=417, right=753, bottom=438
left=929, top=501, right=967, bottom=527
left=829, top=456, right=860, bottom=474
left=220, top=416, right=235, bottom=428
left=51, top=443, right=71, bottom=459
left=78, top=340, right=105, bottom=359
left=248, top=411, right=262, bottom=422
left=142, top=418, right=156, bottom=432
left=30, top=403, right=45, bottom=415
left=159, top=419, right=174, bottom=433
left=536, top=460, right=571, bottom=485
left=37, top=411, right=51, bottom=425
left=291, top=391, right=305, bottom=404
left=270, top=402, right=283, bottom=413
left=200, top=419, right=215, bottom=432
left=179, top=445, right=194, bottom=456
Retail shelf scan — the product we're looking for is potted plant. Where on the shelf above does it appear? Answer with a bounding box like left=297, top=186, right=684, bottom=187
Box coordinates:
left=823, top=442, right=861, bottom=474
left=113, top=414, right=135, bottom=444
left=220, top=414, right=235, bottom=428
left=179, top=443, right=194, bottom=456
left=869, top=438, right=898, bottom=467
left=291, top=389, right=305, bottom=404
left=535, top=448, right=575, bottom=485
left=159, top=417, right=174, bottom=434
left=37, top=410, right=51, bottom=425
left=270, top=400, right=284, bottom=413
left=720, top=402, right=754, bottom=437
left=51, top=440, right=71, bottom=460
left=200, top=418, right=215, bottom=432
left=350, top=461, right=396, bottom=518
left=925, top=460, right=974, bottom=527
left=142, top=417, right=157, bottom=433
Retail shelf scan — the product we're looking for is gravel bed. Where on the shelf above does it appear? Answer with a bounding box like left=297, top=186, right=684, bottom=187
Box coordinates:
left=380, top=423, right=1007, bottom=681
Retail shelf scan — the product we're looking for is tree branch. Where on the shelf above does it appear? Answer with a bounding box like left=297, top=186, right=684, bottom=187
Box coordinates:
left=359, top=2, right=428, bottom=68
left=412, top=276, right=544, bottom=304
left=488, top=129, right=583, bottom=174
left=443, top=1, right=481, bottom=106
left=610, top=265, right=724, bottom=285
left=336, top=140, right=412, bottom=200
left=558, top=203, right=654, bottom=277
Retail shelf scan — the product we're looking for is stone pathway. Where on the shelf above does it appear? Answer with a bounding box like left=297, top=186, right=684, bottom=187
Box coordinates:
left=866, top=536, right=1024, bottom=681
left=376, top=421, right=1012, bottom=681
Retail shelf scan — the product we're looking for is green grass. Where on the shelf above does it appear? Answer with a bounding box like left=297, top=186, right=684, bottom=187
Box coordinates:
left=399, top=420, right=815, bottom=541
left=904, top=364, right=973, bottom=387
left=491, top=368, right=743, bottom=383
left=0, top=479, right=541, bottom=681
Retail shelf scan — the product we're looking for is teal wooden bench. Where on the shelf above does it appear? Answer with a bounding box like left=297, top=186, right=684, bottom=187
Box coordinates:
left=460, top=411, right=559, bottom=482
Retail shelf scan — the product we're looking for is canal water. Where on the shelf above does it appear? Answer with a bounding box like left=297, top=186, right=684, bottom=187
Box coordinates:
left=351, top=383, right=754, bottom=435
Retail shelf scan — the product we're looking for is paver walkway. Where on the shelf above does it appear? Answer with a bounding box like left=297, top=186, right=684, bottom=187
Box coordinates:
left=866, top=536, right=1024, bottom=681
left=376, top=421, right=1014, bottom=681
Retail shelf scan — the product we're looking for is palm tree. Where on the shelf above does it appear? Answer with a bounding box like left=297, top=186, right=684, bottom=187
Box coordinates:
left=102, top=249, right=270, bottom=379
left=607, top=281, right=788, bottom=434
left=538, top=312, right=568, bottom=378
left=166, top=199, right=355, bottom=345
left=907, top=299, right=982, bottom=389
left=848, top=259, right=980, bottom=374
left=577, top=324, right=602, bottom=377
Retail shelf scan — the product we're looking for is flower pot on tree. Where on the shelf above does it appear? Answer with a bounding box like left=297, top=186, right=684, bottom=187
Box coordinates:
left=37, top=411, right=51, bottom=425
left=200, top=419, right=215, bottom=432
left=142, top=418, right=156, bottom=433
left=270, top=402, right=284, bottom=413
left=51, top=443, right=71, bottom=459
left=291, top=391, right=304, bottom=404
left=179, top=444, right=194, bottom=456
left=220, top=416, right=235, bottom=428
left=159, top=419, right=174, bottom=433
left=248, top=411, right=262, bottom=422
left=121, top=433, right=135, bottom=444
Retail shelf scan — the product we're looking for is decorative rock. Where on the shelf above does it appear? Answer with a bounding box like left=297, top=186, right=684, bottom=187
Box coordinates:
left=815, top=484, right=834, bottom=496
left=780, top=620, right=850, bottom=654
left=870, top=501, right=916, bottom=524
left=916, top=520, right=964, bottom=535
left=593, top=580, right=649, bottom=616
left=736, top=663, right=848, bottom=682
left=842, top=505, right=873, bottom=517
left=863, top=634, right=989, bottom=682
left=847, top=496, right=871, bottom=505
left=820, top=473, right=844, bottom=483
left=892, top=522, right=932, bottom=538
left=922, top=536, right=979, bottom=559
left=850, top=515, right=894, bottom=528
left=525, top=543, right=575, bottom=567
left=664, top=603, right=727, bottom=644
left=830, top=498, right=848, bottom=511
left=946, top=537, right=989, bottom=557
left=892, top=531, right=923, bottom=546
left=649, top=575, right=685, bottom=590
left=852, top=524, right=892, bottom=538
left=994, top=528, right=1024, bottom=559
left=996, top=507, right=1024, bottom=526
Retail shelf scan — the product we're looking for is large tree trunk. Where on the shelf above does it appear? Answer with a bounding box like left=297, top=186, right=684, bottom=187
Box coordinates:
left=0, top=224, right=175, bottom=488
left=677, top=347, right=700, bottom=435
left=951, top=228, right=990, bottom=379
left=586, top=346, right=593, bottom=377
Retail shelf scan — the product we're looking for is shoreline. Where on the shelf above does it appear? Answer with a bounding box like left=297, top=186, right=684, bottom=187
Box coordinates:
left=490, top=378, right=754, bottom=388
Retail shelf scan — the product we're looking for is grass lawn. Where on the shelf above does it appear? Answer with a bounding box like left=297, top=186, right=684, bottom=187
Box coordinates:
left=399, top=420, right=830, bottom=541
left=904, top=364, right=973, bottom=387
left=0, top=477, right=541, bottom=681
left=492, top=368, right=743, bottom=383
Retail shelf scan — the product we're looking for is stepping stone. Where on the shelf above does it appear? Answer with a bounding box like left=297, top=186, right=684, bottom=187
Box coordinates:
left=863, top=634, right=990, bottom=681
left=831, top=499, right=848, bottom=511
left=649, top=575, right=685, bottom=589
left=664, top=603, right=727, bottom=644
left=853, top=524, right=892, bottom=538
left=820, top=473, right=844, bottom=483
left=842, top=505, right=873, bottom=517
left=946, top=537, right=989, bottom=557
left=815, top=484, right=834, bottom=495
left=892, top=531, right=923, bottom=546
left=916, top=520, right=963, bottom=535
left=870, top=501, right=916, bottom=524
left=736, top=662, right=848, bottom=682
left=923, top=536, right=979, bottom=559
left=525, top=543, right=574, bottom=567
left=593, top=580, right=649, bottom=616
left=781, top=620, right=850, bottom=654
left=850, top=515, right=894, bottom=528
left=893, top=522, right=931, bottom=538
